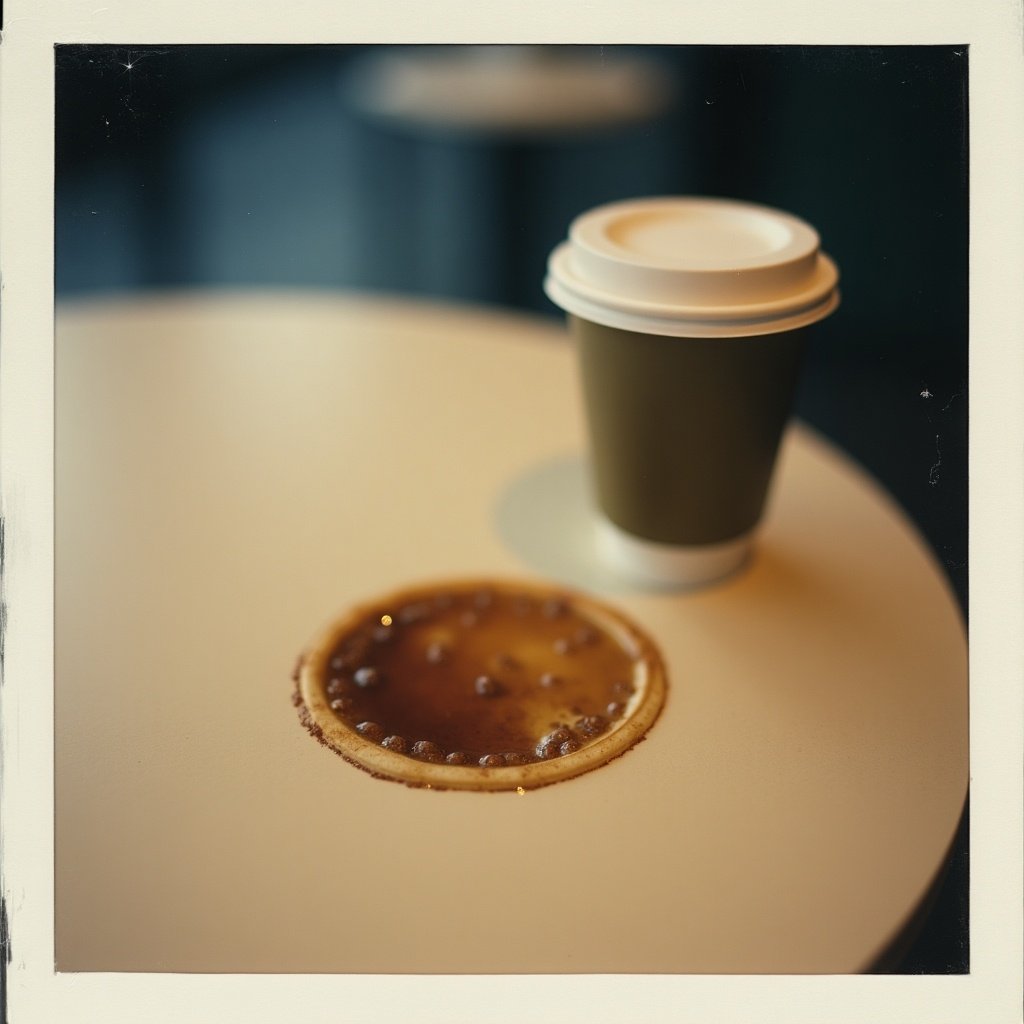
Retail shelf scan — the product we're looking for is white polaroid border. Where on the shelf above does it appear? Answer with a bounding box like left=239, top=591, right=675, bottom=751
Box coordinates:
left=1, top=1, right=1022, bottom=1022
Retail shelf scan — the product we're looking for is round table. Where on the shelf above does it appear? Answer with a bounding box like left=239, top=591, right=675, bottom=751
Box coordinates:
left=54, top=291, right=967, bottom=974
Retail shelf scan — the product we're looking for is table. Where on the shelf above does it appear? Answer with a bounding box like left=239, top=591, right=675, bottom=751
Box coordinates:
left=54, top=291, right=968, bottom=974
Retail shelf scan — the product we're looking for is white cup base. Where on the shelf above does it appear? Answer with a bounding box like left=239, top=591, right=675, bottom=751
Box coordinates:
left=595, top=517, right=753, bottom=588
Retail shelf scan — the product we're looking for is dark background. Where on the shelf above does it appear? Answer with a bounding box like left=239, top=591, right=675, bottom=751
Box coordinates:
left=54, top=43, right=969, bottom=973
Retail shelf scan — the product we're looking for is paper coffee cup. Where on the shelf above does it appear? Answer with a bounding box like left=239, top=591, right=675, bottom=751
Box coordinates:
left=544, top=196, right=840, bottom=587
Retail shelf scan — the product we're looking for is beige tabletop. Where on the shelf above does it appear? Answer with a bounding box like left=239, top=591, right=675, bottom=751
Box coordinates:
left=54, top=290, right=968, bottom=974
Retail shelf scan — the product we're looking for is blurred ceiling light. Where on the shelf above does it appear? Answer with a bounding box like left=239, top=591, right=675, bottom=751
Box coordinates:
left=343, top=45, right=675, bottom=137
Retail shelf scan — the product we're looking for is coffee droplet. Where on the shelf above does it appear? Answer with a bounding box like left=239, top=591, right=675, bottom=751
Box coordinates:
left=355, top=721, right=385, bottom=742
left=411, top=740, right=445, bottom=763
left=575, top=714, right=608, bottom=738
left=295, top=579, right=667, bottom=791
left=474, top=674, right=501, bottom=698
left=536, top=727, right=574, bottom=760
left=398, top=603, right=430, bottom=624
left=425, top=641, right=449, bottom=664
left=353, top=666, right=381, bottom=689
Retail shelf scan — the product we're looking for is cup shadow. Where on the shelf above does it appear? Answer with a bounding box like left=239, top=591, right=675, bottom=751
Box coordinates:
left=493, top=451, right=866, bottom=617
left=493, top=453, right=751, bottom=595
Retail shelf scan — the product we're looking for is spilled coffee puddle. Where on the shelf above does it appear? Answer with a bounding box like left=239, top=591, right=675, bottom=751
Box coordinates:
left=293, top=579, right=667, bottom=791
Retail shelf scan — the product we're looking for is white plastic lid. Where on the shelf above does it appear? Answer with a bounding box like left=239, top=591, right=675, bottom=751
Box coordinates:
left=545, top=196, right=840, bottom=338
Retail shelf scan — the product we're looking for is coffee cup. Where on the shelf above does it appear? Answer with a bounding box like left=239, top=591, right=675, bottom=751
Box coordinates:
left=544, top=196, right=840, bottom=587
